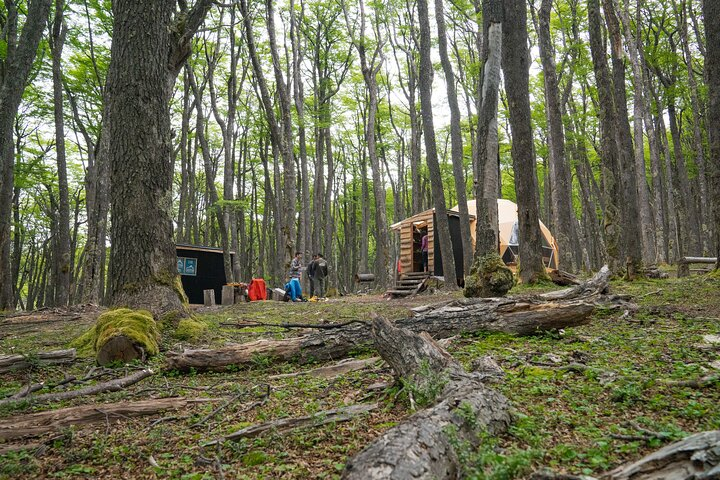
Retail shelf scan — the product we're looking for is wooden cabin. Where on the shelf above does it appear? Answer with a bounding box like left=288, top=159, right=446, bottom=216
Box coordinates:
left=391, top=199, right=559, bottom=284
left=390, top=209, right=469, bottom=285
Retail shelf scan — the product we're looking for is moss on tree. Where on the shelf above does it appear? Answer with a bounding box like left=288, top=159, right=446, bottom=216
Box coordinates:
left=174, top=318, right=208, bottom=341
left=463, top=253, right=515, bottom=298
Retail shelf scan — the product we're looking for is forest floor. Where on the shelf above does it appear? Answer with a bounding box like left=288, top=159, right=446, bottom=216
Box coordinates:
left=1, top=272, right=719, bottom=479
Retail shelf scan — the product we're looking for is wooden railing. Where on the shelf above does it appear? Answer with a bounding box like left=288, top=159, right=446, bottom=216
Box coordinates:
left=677, top=256, right=718, bottom=277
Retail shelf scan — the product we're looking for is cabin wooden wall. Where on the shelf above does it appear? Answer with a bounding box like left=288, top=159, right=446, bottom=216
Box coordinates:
left=396, top=210, right=435, bottom=275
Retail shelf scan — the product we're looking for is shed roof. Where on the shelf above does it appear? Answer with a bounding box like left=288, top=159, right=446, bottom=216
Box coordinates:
left=390, top=208, right=475, bottom=231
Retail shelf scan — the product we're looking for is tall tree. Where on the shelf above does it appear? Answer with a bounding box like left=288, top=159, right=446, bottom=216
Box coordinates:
left=341, top=0, right=391, bottom=287
left=434, top=0, right=472, bottom=275
left=502, top=0, right=547, bottom=283
left=535, top=0, right=582, bottom=272
left=417, top=0, right=458, bottom=287
left=474, top=0, right=503, bottom=257
left=602, top=0, right=643, bottom=277
left=0, top=0, right=54, bottom=310
left=587, top=0, right=624, bottom=274
left=105, top=0, right=212, bottom=315
left=49, top=0, right=70, bottom=306
left=705, top=0, right=720, bottom=268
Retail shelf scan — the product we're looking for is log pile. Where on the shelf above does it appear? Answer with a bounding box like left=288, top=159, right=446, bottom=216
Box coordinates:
left=167, top=267, right=616, bottom=372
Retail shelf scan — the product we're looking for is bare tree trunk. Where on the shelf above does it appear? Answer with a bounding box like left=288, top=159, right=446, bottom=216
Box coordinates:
left=0, top=0, right=53, bottom=310
left=106, top=0, right=213, bottom=316
left=536, top=0, right=582, bottom=272
left=502, top=0, right=547, bottom=283
left=435, top=0, right=472, bottom=276
left=188, top=64, right=233, bottom=284
left=705, top=0, right=720, bottom=268
left=290, top=0, right=311, bottom=261
left=265, top=0, right=296, bottom=269
left=342, top=0, right=390, bottom=286
left=602, top=0, right=644, bottom=278
left=474, top=0, right=502, bottom=257
left=668, top=100, right=701, bottom=255
left=588, top=0, right=624, bottom=273
left=208, top=9, right=241, bottom=284
left=417, top=0, right=457, bottom=287
left=49, top=0, right=70, bottom=306
left=676, top=0, right=709, bottom=254
left=239, top=0, right=291, bottom=280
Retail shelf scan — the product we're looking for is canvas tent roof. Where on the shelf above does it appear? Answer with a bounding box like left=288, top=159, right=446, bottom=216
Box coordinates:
left=450, top=199, right=559, bottom=269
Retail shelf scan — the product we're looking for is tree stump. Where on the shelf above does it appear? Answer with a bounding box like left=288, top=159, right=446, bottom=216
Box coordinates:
left=221, top=285, right=234, bottom=306
left=203, top=289, right=216, bottom=306
left=72, top=308, right=160, bottom=366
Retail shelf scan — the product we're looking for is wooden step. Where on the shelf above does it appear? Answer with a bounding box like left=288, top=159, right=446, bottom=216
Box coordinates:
left=385, top=289, right=413, bottom=296
left=397, top=280, right=423, bottom=286
left=402, top=273, right=430, bottom=279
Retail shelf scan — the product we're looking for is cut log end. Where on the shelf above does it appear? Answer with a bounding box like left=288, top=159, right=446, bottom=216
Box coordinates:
left=96, top=335, right=145, bottom=366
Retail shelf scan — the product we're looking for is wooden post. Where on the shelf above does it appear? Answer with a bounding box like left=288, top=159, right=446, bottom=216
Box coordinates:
left=221, top=285, right=234, bottom=306
left=677, top=258, right=689, bottom=278
left=203, top=289, right=215, bottom=306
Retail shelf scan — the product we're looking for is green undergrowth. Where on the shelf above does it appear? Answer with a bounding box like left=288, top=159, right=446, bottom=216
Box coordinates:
left=1, top=275, right=719, bottom=479
left=173, top=317, right=208, bottom=341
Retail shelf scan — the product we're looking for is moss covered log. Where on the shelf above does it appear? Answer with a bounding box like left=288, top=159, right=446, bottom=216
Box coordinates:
left=71, top=308, right=160, bottom=366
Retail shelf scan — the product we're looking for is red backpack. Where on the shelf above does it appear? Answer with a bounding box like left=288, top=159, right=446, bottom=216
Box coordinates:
left=248, top=278, right=267, bottom=301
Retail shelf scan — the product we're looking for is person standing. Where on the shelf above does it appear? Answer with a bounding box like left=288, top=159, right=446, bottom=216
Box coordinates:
left=307, top=254, right=318, bottom=297
left=289, top=252, right=303, bottom=279
left=315, top=253, right=329, bottom=298
left=421, top=233, right=429, bottom=272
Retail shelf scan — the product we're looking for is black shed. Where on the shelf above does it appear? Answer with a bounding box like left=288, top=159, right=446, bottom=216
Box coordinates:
left=176, top=244, right=233, bottom=305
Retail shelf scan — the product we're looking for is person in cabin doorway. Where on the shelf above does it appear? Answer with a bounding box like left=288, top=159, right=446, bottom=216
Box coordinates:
left=314, top=254, right=329, bottom=298
left=307, top=254, right=318, bottom=298
left=421, top=233, right=429, bottom=272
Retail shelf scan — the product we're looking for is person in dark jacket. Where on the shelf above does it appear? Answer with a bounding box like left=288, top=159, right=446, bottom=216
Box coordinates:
left=314, top=254, right=329, bottom=298
left=307, top=254, right=318, bottom=297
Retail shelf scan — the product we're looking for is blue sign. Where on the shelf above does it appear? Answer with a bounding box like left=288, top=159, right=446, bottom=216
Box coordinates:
left=177, top=257, right=198, bottom=276
left=184, top=258, right=197, bottom=276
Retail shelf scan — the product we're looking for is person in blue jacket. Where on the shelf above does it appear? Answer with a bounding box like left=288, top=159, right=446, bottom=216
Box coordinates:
left=283, top=277, right=304, bottom=302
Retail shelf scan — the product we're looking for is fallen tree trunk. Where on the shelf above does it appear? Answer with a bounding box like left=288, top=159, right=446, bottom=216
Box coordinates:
left=268, top=357, right=382, bottom=380
left=532, top=430, right=720, bottom=479
left=166, top=267, right=614, bottom=372
left=603, top=430, right=720, bottom=479
left=204, top=403, right=378, bottom=446
left=342, top=317, right=511, bottom=479
left=0, top=397, right=216, bottom=441
left=0, top=349, right=76, bottom=373
left=167, top=299, right=593, bottom=371
left=0, top=369, right=154, bottom=408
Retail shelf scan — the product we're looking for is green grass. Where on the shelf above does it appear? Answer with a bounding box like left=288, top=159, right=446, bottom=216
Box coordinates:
left=1, top=275, right=718, bottom=479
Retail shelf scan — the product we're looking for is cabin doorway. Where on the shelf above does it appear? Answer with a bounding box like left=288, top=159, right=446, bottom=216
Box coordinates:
left=412, top=225, right=428, bottom=273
